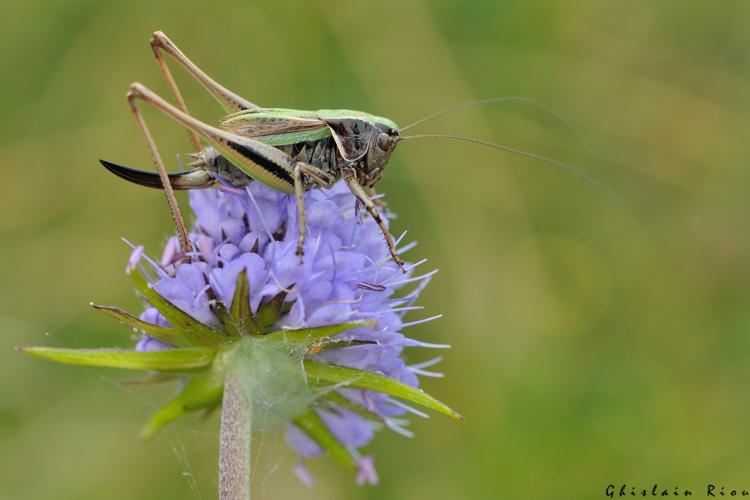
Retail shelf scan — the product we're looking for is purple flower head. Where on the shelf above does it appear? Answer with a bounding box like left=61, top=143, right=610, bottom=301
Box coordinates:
left=23, top=180, right=461, bottom=485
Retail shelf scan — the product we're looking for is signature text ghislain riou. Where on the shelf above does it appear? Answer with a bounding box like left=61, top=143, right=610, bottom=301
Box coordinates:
left=606, top=484, right=750, bottom=497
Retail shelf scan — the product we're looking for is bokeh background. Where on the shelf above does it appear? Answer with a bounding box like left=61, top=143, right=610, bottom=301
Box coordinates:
left=1, top=1, right=749, bottom=498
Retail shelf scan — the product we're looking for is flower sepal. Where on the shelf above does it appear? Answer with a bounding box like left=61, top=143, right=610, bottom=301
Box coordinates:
left=304, top=360, right=463, bottom=420
left=143, top=362, right=226, bottom=438
left=17, top=346, right=215, bottom=372
left=129, top=266, right=227, bottom=347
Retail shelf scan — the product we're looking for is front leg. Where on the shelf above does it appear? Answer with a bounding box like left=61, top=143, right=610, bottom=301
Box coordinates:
left=293, top=163, right=335, bottom=262
left=344, top=170, right=405, bottom=271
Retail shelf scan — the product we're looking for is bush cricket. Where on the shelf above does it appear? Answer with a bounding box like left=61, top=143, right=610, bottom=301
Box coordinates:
left=103, top=32, right=613, bottom=271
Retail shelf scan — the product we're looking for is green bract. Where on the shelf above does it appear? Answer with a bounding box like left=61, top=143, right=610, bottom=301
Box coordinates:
left=19, top=266, right=461, bottom=466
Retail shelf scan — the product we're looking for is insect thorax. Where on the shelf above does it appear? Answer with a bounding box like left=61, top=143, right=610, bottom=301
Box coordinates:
left=284, top=137, right=343, bottom=186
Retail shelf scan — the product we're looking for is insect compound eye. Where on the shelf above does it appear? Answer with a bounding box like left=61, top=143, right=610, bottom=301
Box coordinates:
left=377, top=132, right=391, bottom=151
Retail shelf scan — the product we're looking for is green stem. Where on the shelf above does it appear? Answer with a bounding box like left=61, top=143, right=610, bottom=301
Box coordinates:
left=219, top=374, right=252, bottom=500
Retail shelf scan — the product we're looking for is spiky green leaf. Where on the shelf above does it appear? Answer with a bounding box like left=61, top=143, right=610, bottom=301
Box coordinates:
left=324, top=391, right=383, bottom=423
left=308, top=339, right=375, bottom=354
left=130, top=268, right=226, bottom=347
left=293, top=410, right=356, bottom=469
left=91, top=303, right=193, bottom=347
left=268, top=320, right=376, bottom=345
left=256, top=289, right=288, bottom=332
left=18, top=347, right=215, bottom=372
left=143, top=370, right=224, bottom=438
left=229, top=269, right=258, bottom=336
left=211, top=302, right=238, bottom=339
left=304, top=360, right=463, bottom=420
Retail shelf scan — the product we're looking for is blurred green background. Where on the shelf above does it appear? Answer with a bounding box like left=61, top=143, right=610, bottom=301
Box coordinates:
left=1, top=1, right=749, bottom=498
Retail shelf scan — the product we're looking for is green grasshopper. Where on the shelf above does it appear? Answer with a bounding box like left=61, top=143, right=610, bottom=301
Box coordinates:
left=103, top=31, right=405, bottom=269
left=103, top=32, right=612, bottom=270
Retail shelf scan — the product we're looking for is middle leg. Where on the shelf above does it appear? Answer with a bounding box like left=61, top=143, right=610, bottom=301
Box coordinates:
left=293, top=163, right=335, bottom=262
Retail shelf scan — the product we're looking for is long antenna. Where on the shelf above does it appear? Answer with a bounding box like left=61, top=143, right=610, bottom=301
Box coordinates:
left=399, top=133, right=623, bottom=204
left=400, top=97, right=600, bottom=169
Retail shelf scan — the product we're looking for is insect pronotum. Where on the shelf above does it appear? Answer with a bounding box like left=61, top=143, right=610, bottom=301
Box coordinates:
left=103, top=32, right=614, bottom=271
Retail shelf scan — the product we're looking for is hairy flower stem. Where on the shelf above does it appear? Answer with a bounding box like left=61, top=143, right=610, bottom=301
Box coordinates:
left=219, top=373, right=252, bottom=500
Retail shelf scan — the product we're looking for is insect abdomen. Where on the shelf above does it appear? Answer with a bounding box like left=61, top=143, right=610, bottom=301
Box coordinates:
left=201, top=137, right=343, bottom=191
